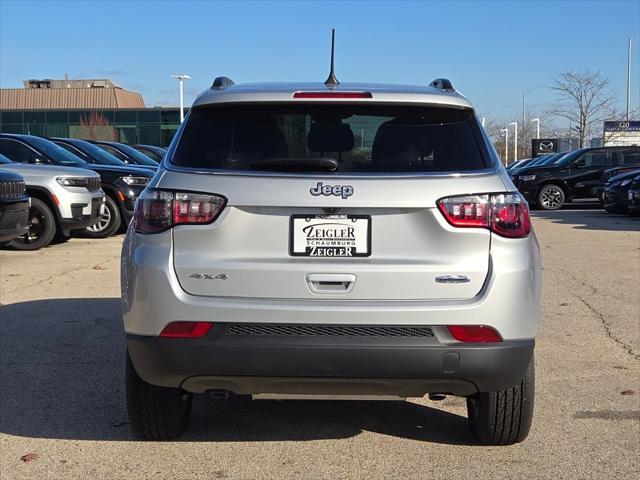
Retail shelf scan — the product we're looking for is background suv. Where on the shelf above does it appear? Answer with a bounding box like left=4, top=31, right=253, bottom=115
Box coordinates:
left=0, top=153, right=104, bottom=249
left=122, top=78, right=541, bottom=445
left=603, top=169, right=640, bottom=213
left=50, top=137, right=156, bottom=237
left=132, top=144, right=167, bottom=162
left=0, top=134, right=153, bottom=238
left=0, top=169, right=29, bottom=243
left=90, top=140, right=159, bottom=169
left=512, top=146, right=640, bottom=210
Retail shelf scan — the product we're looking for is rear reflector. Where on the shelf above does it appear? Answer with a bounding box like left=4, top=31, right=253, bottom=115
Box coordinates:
left=437, top=192, right=531, bottom=238
left=160, top=321, right=212, bottom=338
left=293, top=91, right=372, bottom=99
left=447, top=325, right=502, bottom=342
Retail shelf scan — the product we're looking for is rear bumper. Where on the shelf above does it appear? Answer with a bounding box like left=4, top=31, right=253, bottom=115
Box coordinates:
left=127, top=328, right=534, bottom=396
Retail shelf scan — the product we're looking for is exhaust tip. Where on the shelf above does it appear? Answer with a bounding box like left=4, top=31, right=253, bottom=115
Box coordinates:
left=207, top=389, right=230, bottom=400
left=428, top=393, right=447, bottom=401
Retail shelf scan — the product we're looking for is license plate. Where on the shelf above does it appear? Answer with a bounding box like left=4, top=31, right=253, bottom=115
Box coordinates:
left=290, top=214, right=371, bottom=257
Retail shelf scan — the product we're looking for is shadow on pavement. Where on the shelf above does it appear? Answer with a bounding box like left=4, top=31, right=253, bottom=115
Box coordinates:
left=0, top=298, right=474, bottom=445
left=531, top=207, right=640, bottom=232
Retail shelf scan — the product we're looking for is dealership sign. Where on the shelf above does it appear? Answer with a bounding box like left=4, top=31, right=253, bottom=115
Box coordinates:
left=603, top=121, right=640, bottom=146
left=603, top=121, right=640, bottom=132
left=531, top=138, right=559, bottom=157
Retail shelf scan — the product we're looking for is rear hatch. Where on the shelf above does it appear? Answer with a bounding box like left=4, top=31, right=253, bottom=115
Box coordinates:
left=164, top=102, right=504, bottom=301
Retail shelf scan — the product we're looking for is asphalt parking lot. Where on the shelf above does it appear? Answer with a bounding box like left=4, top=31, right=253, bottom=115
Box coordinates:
left=0, top=209, right=638, bottom=480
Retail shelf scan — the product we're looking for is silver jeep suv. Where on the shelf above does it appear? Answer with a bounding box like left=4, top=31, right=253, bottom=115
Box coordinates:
left=122, top=78, right=541, bottom=444
left=0, top=154, right=105, bottom=250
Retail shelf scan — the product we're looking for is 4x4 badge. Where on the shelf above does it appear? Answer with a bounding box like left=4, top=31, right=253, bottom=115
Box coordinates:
left=190, top=273, right=228, bottom=280
left=310, top=181, right=353, bottom=199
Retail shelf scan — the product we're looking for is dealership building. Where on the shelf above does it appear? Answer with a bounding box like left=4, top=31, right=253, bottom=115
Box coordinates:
left=0, top=78, right=182, bottom=146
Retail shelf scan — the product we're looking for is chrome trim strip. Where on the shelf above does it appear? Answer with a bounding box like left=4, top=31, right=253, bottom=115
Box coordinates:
left=435, top=275, right=471, bottom=284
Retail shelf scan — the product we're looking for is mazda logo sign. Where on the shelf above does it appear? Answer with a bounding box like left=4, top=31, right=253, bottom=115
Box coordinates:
left=539, top=140, right=554, bottom=152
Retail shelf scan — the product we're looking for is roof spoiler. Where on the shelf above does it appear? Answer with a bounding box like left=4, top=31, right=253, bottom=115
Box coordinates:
left=210, top=76, right=235, bottom=90
left=430, top=78, right=454, bottom=91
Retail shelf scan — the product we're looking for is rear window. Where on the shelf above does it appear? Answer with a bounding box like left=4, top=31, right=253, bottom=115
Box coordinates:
left=171, top=104, right=490, bottom=174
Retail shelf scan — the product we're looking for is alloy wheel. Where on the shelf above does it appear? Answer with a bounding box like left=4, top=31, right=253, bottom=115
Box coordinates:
left=15, top=208, right=45, bottom=245
left=87, top=205, right=112, bottom=233
left=540, top=187, right=563, bottom=209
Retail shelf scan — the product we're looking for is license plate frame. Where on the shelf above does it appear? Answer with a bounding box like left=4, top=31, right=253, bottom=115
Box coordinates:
left=289, top=214, right=371, bottom=257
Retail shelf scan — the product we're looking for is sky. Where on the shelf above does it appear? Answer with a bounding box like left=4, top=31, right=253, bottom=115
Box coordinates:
left=1, top=0, right=639, bottom=128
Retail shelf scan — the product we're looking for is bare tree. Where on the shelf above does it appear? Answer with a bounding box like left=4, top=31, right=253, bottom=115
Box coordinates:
left=77, top=112, right=120, bottom=142
left=549, top=70, right=617, bottom=148
left=483, top=112, right=557, bottom=163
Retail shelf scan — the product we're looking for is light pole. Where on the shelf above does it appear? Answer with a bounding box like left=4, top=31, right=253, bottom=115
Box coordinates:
left=171, top=74, right=191, bottom=122
left=509, top=122, right=518, bottom=162
left=531, top=118, right=540, bottom=139
left=522, top=92, right=525, bottom=131
left=500, top=128, right=509, bottom=165
left=522, top=86, right=544, bottom=142
left=627, top=37, right=632, bottom=120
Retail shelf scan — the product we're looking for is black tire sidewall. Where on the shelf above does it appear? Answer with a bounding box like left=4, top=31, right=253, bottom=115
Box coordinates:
left=84, top=196, right=121, bottom=238
left=126, top=351, right=192, bottom=440
left=8, top=198, right=56, bottom=250
left=537, top=184, right=565, bottom=210
left=467, top=355, right=535, bottom=445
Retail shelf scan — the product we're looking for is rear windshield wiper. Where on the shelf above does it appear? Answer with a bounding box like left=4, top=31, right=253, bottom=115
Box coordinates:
left=249, top=157, right=338, bottom=173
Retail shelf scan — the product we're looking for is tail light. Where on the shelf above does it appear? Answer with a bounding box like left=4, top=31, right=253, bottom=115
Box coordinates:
left=447, top=325, right=502, bottom=342
left=437, top=193, right=531, bottom=238
left=133, top=189, right=226, bottom=234
left=160, top=321, right=212, bottom=338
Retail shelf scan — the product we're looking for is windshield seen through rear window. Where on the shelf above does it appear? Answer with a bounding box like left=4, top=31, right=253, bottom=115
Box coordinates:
left=171, top=104, right=490, bottom=174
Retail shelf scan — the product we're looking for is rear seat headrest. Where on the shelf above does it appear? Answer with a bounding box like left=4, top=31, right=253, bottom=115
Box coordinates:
left=308, top=123, right=354, bottom=153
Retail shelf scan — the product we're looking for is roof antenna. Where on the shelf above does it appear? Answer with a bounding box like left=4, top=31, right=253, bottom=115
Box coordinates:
left=324, top=29, right=340, bottom=87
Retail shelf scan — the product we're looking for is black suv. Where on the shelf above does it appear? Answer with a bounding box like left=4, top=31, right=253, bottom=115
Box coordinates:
left=511, top=146, right=640, bottom=210
left=90, top=141, right=159, bottom=169
left=0, top=134, right=154, bottom=238
left=132, top=144, right=166, bottom=162
left=0, top=170, right=29, bottom=243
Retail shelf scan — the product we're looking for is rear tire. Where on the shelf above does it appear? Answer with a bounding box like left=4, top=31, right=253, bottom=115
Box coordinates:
left=8, top=198, right=56, bottom=251
left=466, top=355, right=535, bottom=445
left=85, top=196, right=121, bottom=238
left=537, top=184, right=565, bottom=210
left=126, top=352, right=192, bottom=440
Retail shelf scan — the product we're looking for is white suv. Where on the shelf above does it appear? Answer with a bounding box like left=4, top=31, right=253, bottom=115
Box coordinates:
left=0, top=154, right=104, bottom=250
left=122, top=77, right=541, bottom=444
